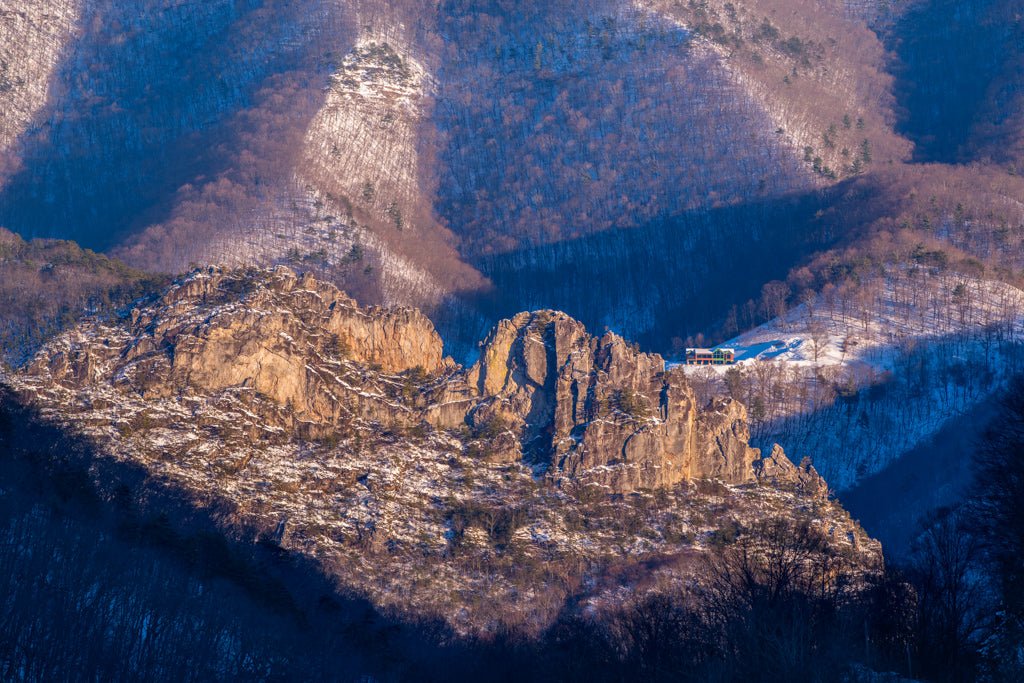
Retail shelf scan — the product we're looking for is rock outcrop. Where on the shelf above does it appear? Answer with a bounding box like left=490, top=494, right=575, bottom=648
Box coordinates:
left=459, top=311, right=760, bottom=491
left=29, top=266, right=448, bottom=438
left=755, top=444, right=830, bottom=500
left=25, top=267, right=791, bottom=493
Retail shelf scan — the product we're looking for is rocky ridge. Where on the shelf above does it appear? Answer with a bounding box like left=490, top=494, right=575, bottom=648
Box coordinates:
left=23, top=266, right=771, bottom=494
left=458, top=310, right=762, bottom=492
left=7, top=267, right=874, bottom=634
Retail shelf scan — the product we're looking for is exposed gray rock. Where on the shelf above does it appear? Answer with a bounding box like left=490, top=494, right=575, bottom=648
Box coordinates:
left=462, top=311, right=760, bottom=492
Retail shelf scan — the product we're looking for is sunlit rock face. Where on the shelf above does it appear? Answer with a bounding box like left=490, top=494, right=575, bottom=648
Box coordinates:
left=24, top=267, right=768, bottom=494
left=27, top=267, right=449, bottom=434
left=463, top=310, right=761, bottom=491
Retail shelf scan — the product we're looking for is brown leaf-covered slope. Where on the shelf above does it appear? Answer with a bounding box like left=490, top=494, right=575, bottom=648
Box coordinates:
left=0, top=0, right=484, bottom=313
left=7, top=266, right=879, bottom=634
left=0, top=228, right=164, bottom=367
left=0, top=0, right=849, bottom=317
left=1, top=0, right=1020, bottom=362
left=639, top=0, right=911, bottom=178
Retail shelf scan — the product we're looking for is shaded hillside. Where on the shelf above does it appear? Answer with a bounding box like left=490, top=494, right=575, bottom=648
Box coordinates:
left=890, top=0, right=1023, bottom=164
left=0, top=0, right=79, bottom=182
left=962, top=8, right=1024, bottom=169
left=0, top=0, right=351, bottom=250
left=842, top=396, right=997, bottom=558
left=0, top=387, right=506, bottom=681
left=458, top=187, right=843, bottom=352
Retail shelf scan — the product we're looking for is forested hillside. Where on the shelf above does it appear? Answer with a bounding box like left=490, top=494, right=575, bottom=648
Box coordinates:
left=2, top=1, right=1024, bottom=678
left=0, top=0, right=887, bottom=349
left=1, top=1, right=1020, bottom=332
left=0, top=228, right=162, bottom=366
left=891, top=0, right=1024, bottom=165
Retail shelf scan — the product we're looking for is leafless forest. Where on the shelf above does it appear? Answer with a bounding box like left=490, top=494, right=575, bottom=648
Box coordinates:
left=1, top=0, right=1024, bottom=679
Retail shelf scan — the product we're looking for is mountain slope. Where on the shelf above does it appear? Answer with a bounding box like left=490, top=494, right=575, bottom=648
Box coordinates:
left=6, top=266, right=880, bottom=635
left=889, top=0, right=1024, bottom=165
left=0, top=0, right=883, bottom=349
left=0, top=227, right=163, bottom=367
left=0, top=0, right=80, bottom=183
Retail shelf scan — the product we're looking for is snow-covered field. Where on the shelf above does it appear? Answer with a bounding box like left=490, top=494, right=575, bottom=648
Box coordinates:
left=694, top=273, right=1023, bottom=371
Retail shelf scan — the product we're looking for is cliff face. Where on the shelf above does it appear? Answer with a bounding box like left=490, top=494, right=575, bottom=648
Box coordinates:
left=31, top=267, right=446, bottom=436
left=27, top=267, right=763, bottom=494
left=461, top=311, right=759, bottom=491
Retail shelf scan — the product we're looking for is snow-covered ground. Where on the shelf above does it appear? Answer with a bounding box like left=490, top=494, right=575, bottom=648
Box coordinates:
left=679, top=271, right=1024, bottom=490
left=685, top=273, right=1024, bottom=373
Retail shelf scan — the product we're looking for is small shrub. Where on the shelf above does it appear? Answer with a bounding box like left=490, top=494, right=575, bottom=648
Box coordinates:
left=470, top=413, right=510, bottom=440
left=707, top=519, right=743, bottom=549
left=615, top=389, right=651, bottom=419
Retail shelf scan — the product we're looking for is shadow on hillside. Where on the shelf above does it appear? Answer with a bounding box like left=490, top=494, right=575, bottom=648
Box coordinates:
left=841, top=395, right=998, bottom=559
left=0, top=385, right=508, bottom=680
left=0, top=0, right=350, bottom=252
left=749, top=325, right=1024, bottom=557
left=435, top=181, right=886, bottom=360
left=888, top=0, right=1016, bottom=163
